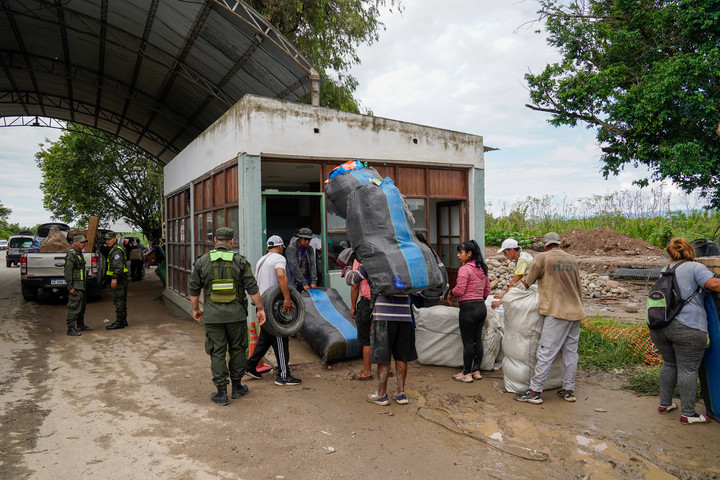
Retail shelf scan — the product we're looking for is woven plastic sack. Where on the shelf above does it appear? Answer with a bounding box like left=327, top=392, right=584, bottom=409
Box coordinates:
left=501, top=284, right=564, bottom=393
left=413, top=302, right=503, bottom=370
left=346, top=178, right=443, bottom=296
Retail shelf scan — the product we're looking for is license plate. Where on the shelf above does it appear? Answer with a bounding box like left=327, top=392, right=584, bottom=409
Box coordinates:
left=51, top=279, right=66, bottom=286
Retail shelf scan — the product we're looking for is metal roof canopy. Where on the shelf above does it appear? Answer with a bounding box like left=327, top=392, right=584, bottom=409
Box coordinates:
left=0, top=0, right=317, bottom=164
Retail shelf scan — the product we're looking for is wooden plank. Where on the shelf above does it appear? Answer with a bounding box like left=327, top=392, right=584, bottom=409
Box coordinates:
left=86, top=215, right=99, bottom=252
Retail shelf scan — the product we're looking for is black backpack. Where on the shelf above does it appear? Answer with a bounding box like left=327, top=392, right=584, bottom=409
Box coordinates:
left=646, top=262, right=702, bottom=330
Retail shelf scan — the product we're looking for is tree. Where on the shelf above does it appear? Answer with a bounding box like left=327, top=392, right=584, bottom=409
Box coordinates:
left=245, top=0, right=401, bottom=112
left=34, top=129, right=164, bottom=241
left=525, top=0, right=720, bottom=207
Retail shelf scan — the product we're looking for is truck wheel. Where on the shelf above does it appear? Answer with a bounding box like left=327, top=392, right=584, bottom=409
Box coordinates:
left=21, top=284, right=38, bottom=301
left=260, top=286, right=306, bottom=337
left=5, top=259, right=10, bottom=268
left=89, top=286, right=104, bottom=301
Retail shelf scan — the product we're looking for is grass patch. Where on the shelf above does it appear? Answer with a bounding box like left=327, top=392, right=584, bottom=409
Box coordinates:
left=623, top=366, right=661, bottom=396
left=578, top=318, right=645, bottom=370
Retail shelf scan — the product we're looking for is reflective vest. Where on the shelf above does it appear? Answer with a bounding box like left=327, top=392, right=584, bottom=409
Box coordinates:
left=209, top=249, right=238, bottom=303
left=71, top=251, right=86, bottom=281
left=106, top=244, right=129, bottom=276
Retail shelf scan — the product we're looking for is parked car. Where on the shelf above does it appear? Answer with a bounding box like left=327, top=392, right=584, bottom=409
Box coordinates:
left=6, top=235, right=35, bottom=267
left=0, top=239, right=7, bottom=250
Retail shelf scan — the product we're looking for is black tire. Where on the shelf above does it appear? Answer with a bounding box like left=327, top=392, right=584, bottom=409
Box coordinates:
left=21, top=284, right=38, bottom=301
left=5, top=259, right=10, bottom=268
left=89, top=286, right=104, bottom=301
left=260, top=286, right=306, bottom=337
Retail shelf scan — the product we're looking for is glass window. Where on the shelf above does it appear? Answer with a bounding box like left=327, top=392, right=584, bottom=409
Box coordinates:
left=228, top=207, right=238, bottom=238
left=205, top=212, right=213, bottom=242
left=214, top=209, right=225, bottom=230
left=327, top=211, right=346, bottom=231
left=195, top=213, right=202, bottom=244
left=327, top=232, right=350, bottom=271
left=406, top=198, right=426, bottom=230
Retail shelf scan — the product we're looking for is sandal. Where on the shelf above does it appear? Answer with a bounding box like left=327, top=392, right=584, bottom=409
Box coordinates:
left=351, top=373, right=373, bottom=381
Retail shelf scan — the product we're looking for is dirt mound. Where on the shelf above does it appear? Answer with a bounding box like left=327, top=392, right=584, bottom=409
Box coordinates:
left=560, top=227, right=663, bottom=256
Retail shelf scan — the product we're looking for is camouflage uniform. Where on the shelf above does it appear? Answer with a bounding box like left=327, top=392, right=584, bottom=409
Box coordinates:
left=64, top=247, right=87, bottom=329
left=188, top=243, right=259, bottom=389
left=106, top=240, right=129, bottom=328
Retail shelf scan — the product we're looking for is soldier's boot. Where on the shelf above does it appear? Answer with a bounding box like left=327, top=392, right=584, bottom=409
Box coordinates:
left=77, top=322, right=93, bottom=331
left=106, top=322, right=125, bottom=330
left=210, top=386, right=229, bottom=406
left=231, top=382, right=249, bottom=399
left=67, top=326, right=81, bottom=336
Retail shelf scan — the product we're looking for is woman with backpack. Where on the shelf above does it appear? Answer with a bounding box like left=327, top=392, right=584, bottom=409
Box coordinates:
left=447, top=240, right=491, bottom=383
left=650, top=238, right=720, bottom=425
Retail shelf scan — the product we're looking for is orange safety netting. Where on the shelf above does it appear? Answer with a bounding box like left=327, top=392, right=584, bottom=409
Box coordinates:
left=581, top=319, right=663, bottom=367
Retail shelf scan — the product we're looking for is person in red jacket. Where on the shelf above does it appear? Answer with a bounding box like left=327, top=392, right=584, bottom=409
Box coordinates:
left=447, top=240, right=491, bottom=383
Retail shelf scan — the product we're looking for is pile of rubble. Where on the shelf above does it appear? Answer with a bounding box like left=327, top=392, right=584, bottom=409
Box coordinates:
left=487, top=258, right=631, bottom=299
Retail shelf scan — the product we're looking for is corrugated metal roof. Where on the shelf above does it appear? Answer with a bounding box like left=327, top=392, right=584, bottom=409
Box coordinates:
left=0, top=0, right=316, bottom=164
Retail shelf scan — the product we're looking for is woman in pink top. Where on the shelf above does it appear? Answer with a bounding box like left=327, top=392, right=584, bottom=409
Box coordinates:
left=447, top=240, right=491, bottom=383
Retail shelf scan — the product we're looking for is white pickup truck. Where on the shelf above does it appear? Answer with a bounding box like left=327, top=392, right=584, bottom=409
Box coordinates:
left=20, top=223, right=106, bottom=301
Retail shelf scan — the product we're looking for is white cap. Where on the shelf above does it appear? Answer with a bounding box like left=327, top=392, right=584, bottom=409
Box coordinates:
left=266, top=235, right=284, bottom=247
left=497, top=238, right=520, bottom=253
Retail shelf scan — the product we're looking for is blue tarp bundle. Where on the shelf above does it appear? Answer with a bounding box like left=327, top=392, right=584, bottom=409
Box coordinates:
left=300, top=288, right=361, bottom=364
left=325, top=163, right=443, bottom=296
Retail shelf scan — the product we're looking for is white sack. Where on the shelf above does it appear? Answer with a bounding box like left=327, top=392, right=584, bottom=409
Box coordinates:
left=501, top=284, right=564, bottom=393
left=414, top=303, right=503, bottom=370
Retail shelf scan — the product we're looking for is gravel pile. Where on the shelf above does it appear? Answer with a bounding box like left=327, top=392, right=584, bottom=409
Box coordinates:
left=487, top=258, right=631, bottom=299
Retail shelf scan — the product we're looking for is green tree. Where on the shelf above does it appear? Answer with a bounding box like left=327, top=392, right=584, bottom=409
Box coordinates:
left=34, top=129, right=164, bottom=241
left=245, top=0, right=401, bottom=112
left=525, top=0, right=720, bottom=207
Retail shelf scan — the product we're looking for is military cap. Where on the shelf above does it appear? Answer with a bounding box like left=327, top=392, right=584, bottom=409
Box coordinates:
left=73, top=234, right=88, bottom=243
left=104, top=231, right=117, bottom=239
left=215, top=227, right=234, bottom=241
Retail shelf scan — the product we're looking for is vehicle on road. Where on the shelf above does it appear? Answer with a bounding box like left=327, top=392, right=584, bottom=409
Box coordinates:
left=6, top=235, right=34, bottom=267
left=0, top=239, right=7, bottom=250
left=20, top=223, right=107, bottom=301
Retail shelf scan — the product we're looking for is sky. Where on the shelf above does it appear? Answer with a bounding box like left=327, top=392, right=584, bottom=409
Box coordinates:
left=0, top=0, right=697, bottom=229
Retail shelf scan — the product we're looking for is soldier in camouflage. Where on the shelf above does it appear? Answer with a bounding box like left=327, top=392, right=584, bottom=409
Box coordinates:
left=64, top=234, right=92, bottom=336
left=104, top=232, right=129, bottom=330
left=189, top=227, right=266, bottom=406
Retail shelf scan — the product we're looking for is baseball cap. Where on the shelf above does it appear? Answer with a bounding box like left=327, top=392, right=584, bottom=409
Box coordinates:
left=73, top=234, right=88, bottom=243
left=543, top=232, right=562, bottom=247
left=104, top=231, right=117, bottom=239
left=215, top=227, right=234, bottom=240
left=297, top=227, right=314, bottom=239
left=497, top=238, right=519, bottom=253
left=267, top=235, right=284, bottom=247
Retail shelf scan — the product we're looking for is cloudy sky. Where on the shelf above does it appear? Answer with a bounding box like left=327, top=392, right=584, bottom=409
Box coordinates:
left=0, top=0, right=689, bottom=228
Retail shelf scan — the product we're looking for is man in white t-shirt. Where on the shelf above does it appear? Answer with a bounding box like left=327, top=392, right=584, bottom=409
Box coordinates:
left=491, top=238, right=534, bottom=309
left=245, top=235, right=302, bottom=386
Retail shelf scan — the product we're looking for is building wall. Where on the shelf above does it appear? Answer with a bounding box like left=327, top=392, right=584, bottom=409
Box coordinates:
left=165, top=95, right=484, bottom=194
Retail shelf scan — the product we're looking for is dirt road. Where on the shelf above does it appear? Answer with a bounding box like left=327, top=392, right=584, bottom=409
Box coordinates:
left=1, top=257, right=719, bottom=479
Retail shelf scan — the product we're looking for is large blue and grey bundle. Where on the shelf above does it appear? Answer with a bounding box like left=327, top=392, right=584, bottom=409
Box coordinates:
left=326, top=161, right=443, bottom=296
left=300, top=288, right=361, bottom=364
left=325, top=160, right=382, bottom=217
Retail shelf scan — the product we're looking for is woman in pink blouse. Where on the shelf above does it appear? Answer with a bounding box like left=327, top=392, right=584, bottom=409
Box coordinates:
left=447, top=240, right=491, bottom=383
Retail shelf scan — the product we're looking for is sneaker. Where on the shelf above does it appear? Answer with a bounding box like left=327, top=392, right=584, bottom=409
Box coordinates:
left=275, top=375, right=302, bottom=386
left=393, top=392, right=409, bottom=405
left=367, top=392, right=389, bottom=406
left=658, top=403, right=678, bottom=413
left=472, top=371, right=482, bottom=380
left=514, top=389, right=543, bottom=404
left=245, top=366, right=262, bottom=379
left=453, top=372, right=473, bottom=383
left=680, top=414, right=710, bottom=425
left=557, top=389, right=576, bottom=402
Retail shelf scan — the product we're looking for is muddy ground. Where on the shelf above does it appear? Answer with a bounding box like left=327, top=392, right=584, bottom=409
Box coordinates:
left=2, top=247, right=720, bottom=480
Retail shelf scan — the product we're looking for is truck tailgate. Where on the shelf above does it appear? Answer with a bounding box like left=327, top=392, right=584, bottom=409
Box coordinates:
left=24, top=253, right=68, bottom=282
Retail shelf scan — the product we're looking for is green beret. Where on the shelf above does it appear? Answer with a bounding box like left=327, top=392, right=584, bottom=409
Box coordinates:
left=215, top=227, right=234, bottom=241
